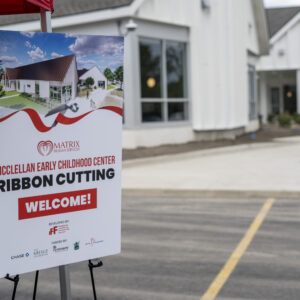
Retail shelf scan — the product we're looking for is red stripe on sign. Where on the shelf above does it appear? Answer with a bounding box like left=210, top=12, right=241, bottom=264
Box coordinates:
left=18, top=189, right=97, bottom=220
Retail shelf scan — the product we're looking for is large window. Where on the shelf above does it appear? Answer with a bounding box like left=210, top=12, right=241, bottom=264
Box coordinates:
left=139, top=38, right=188, bottom=123
left=248, top=65, right=257, bottom=120
left=50, top=86, right=62, bottom=102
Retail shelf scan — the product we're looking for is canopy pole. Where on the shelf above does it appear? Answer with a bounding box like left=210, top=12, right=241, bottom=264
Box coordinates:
left=40, top=9, right=52, bottom=33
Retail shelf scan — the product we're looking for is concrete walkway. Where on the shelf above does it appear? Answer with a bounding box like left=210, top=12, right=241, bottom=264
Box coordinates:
left=0, top=93, right=20, bottom=100
left=122, top=137, right=300, bottom=198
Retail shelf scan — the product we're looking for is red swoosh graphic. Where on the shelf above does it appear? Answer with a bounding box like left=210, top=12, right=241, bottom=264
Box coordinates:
left=0, top=106, right=123, bottom=133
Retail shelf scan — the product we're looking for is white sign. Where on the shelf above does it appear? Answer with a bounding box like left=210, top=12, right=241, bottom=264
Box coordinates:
left=0, top=30, right=124, bottom=277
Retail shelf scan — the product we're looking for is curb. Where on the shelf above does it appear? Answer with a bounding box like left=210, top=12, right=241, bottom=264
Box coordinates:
left=122, top=188, right=300, bottom=199
left=123, top=141, right=288, bottom=168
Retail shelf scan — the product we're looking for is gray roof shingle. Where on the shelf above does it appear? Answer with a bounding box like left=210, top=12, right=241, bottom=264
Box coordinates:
left=266, top=6, right=300, bottom=38
left=0, top=0, right=134, bottom=26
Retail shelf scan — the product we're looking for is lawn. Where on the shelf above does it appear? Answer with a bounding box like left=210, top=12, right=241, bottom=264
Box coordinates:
left=0, top=95, right=48, bottom=114
left=4, top=91, right=20, bottom=97
left=107, top=85, right=116, bottom=90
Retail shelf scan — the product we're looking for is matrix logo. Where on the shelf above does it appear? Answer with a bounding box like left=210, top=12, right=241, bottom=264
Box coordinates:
left=37, top=141, right=54, bottom=156
left=37, top=140, right=80, bottom=156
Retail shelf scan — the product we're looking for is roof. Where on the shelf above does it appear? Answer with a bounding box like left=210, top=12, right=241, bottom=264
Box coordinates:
left=266, top=7, right=300, bottom=37
left=0, top=0, right=134, bottom=26
left=77, top=68, right=88, bottom=77
left=6, top=54, right=75, bottom=81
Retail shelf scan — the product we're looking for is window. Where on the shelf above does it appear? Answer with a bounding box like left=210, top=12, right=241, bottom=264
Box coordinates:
left=27, top=84, right=31, bottom=88
left=139, top=38, right=188, bottom=123
left=17, top=81, right=20, bottom=90
left=270, top=88, right=280, bottom=114
left=140, top=39, right=162, bottom=98
left=35, top=82, right=39, bottom=96
left=50, top=86, right=62, bottom=102
left=248, top=65, right=256, bottom=120
left=62, top=85, right=72, bottom=101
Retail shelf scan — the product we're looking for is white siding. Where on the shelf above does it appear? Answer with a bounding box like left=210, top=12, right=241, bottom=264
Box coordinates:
left=20, top=80, right=35, bottom=93
left=258, top=15, right=300, bottom=71
left=63, top=57, right=77, bottom=99
left=39, top=81, right=49, bottom=98
left=79, top=66, right=107, bottom=89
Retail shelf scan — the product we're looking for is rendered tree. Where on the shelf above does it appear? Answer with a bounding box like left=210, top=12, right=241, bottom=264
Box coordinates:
left=85, top=77, right=95, bottom=88
left=104, top=68, right=115, bottom=83
left=114, top=66, right=123, bottom=90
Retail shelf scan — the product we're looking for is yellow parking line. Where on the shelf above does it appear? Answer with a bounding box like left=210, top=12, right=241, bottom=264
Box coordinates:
left=200, top=198, right=275, bottom=300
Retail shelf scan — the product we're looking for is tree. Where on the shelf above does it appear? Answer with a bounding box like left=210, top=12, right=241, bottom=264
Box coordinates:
left=114, top=66, right=123, bottom=89
left=85, top=77, right=94, bottom=88
left=104, top=68, right=115, bottom=83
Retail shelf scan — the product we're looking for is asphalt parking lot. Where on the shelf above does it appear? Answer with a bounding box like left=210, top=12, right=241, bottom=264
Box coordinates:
left=0, top=196, right=299, bottom=299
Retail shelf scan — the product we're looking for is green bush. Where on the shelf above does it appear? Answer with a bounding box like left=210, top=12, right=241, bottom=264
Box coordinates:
left=21, top=92, right=32, bottom=98
left=267, top=113, right=276, bottom=124
left=293, top=113, right=300, bottom=124
left=278, top=113, right=292, bottom=127
left=0, top=90, right=5, bottom=97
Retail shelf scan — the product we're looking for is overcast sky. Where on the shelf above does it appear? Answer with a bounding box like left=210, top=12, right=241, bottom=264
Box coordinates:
left=264, top=0, right=300, bottom=7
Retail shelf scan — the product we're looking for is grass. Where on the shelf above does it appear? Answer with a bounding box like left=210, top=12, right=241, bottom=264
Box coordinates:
left=4, top=91, right=20, bottom=97
left=107, top=85, right=116, bottom=90
left=0, top=95, right=48, bottom=114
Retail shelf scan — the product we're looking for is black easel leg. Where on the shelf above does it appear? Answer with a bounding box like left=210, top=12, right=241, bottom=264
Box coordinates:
left=88, top=260, right=103, bottom=300
left=32, top=270, right=39, bottom=300
left=5, top=274, right=20, bottom=300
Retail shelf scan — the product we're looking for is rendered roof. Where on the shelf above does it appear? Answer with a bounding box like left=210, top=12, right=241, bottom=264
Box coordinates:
left=5, top=54, right=74, bottom=81
left=0, top=0, right=134, bottom=25
left=266, top=7, right=300, bottom=37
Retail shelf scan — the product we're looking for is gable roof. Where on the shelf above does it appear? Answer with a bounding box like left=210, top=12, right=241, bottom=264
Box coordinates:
left=6, top=54, right=75, bottom=81
left=0, top=0, right=134, bottom=26
left=77, top=68, right=88, bottom=78
left=266, top=7, right=300, bottom=38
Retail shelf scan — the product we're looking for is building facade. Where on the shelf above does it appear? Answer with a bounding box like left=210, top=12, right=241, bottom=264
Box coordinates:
left=257, top=7, right=300, bottom=121
left=0, top=0, right=269, bottom=149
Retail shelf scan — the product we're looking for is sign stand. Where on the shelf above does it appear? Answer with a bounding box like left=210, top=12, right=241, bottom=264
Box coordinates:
left=39, top=10, right=72, bottom=300
left=33, top=270, right=39, bottom=300
left=88, top=260, right=103, bottom=300
left=5, top=274, right=20, bottom=300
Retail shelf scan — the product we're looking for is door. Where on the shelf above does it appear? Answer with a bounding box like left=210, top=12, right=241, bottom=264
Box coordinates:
left=283, top=85, right=297, bottom=114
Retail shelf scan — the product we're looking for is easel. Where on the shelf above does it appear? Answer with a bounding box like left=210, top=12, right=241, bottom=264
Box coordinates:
left=5, top=260, right=103, bottom=299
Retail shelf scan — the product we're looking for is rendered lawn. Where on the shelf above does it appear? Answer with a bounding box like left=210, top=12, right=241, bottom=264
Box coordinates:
left=4, top=91, right=20, bottom=96
left=0, top=95, right=48, bottom=114
left=107, top=85, right=116, bottom=90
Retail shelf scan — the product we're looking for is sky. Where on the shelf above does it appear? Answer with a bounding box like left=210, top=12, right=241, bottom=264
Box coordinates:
left=264, top=0, right=300, bottom=7
left=0, top=31, right=124, bottom=72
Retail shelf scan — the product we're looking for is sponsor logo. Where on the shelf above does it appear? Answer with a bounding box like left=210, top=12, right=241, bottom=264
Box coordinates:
left=11, top=252, right=29, bottom=260
left=53, top=245, right=69, bottom=253
left=37, top=141, right=54, bottom=156
left=49, top=224, right=70, bottom=235
left=74, top=242, right=80, bottom=251
left=37, top=140, right=80, bottom=156
left=33, top=248, right=48, bottom=258
left=51, top=239, right=67, bottom=245
left=85, top=238, right=103, bottom=247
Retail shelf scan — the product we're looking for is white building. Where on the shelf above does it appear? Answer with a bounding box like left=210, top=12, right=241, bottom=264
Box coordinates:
left=78, top=66, right=107, bottom=90
left=3, top=54, right=78, bottom=103
left=257, top=7, right=300, bottom=119
left=0, top=0, right=269, bottom=149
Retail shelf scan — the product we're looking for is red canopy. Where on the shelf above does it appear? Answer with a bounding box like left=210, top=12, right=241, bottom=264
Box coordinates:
left=0, top=0, right=53, bottom=15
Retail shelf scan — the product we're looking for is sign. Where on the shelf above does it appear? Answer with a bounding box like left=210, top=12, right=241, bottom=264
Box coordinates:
left=0, top=30, right=124, bottom=277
